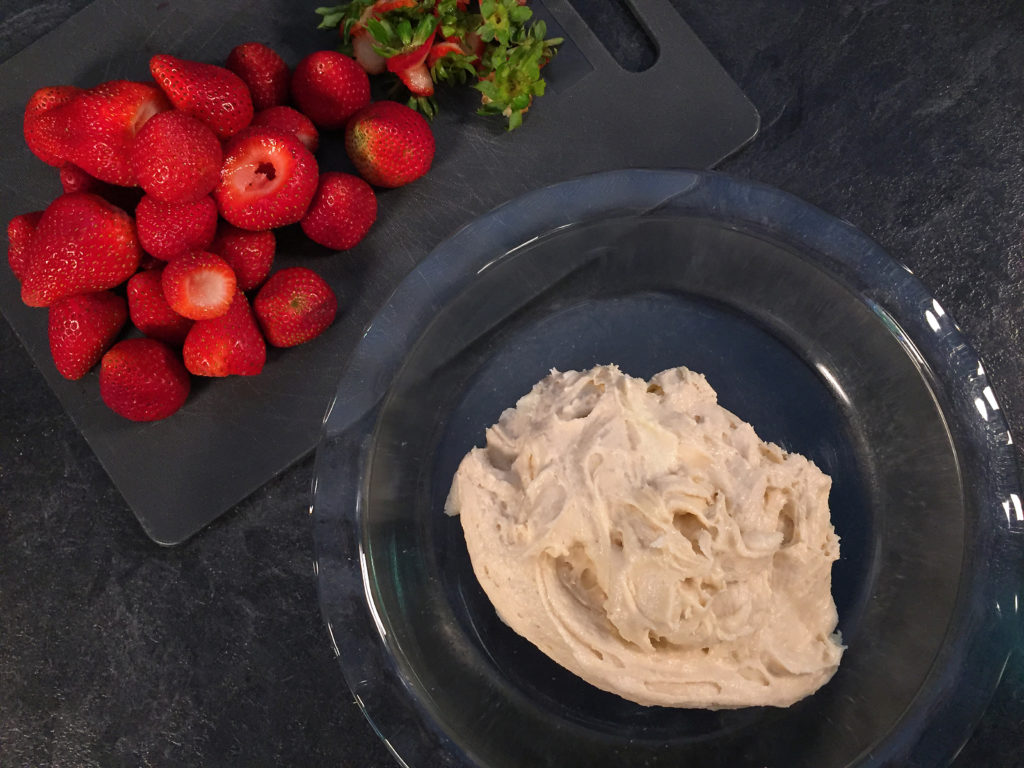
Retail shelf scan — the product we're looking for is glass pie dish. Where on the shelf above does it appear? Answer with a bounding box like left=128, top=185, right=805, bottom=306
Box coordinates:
left=311, top=169, right=1023, bottom=767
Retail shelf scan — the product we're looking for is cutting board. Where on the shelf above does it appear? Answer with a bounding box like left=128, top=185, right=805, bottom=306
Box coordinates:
left=0, top=0, right=759, bottom=544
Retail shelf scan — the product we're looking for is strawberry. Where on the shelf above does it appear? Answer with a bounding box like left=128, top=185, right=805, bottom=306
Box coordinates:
left=386, top=34, right=436, bottom=97
left=23, top=85, right=81, bottom=166
left=226, top=42, right=290, bottom=111
left=300, top=172, right=376, bottom=251
left=100, top=338, right=191, bottom=421
left=126, top=267, right=194, bottom=346
left=345, top=101, right=434, bottom=188
left=135, top=194, right=218, bottom=261
left=47, top=291, right=128, bottom=380
left=351, top=30, right=387, bottom=75
left=59, top=80, right=171, bottom=186
left=183, top=290, right=266, bottom=376
left=21, top=193, right=142, bottom=308
left=130, top=110, right=222, bottom=204
left=251, top=106, right=319, bottom=153
left=7, top=211, right=43, bottom=282
left=253, top=267, right=337, bottom=347
left=161, top=250, right=238, bottom=321
left=59, top=163, right=100, bottom=194
left=215, top=127, right=318, bottom=230
left=149, top=54, right=254, bottom=139
left=59, top=164, right=145, bottom=212
left=210, top=223, right=275, bottom=291
left=290, top=51, right=370, bottom=129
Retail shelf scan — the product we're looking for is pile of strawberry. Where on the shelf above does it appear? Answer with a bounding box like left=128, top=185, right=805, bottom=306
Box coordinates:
left=8, top=42, right=436, bottom=421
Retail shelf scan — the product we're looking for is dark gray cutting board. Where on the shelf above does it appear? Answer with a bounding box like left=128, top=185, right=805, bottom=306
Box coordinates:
left=0, top=0, right=758, bottom=544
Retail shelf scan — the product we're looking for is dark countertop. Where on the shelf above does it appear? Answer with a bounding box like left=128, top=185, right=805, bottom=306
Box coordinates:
left=2, top=1, right=1022, bottom=766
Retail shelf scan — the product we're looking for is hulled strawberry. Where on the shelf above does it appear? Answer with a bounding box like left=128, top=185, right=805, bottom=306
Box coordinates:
left=300, top=172, right=376, bottom=251
left=345, top=101, right=434, bottom=188
left=226, top=42, right=290, bottom=111
left=135, top=194, right=218, bottom=261
left=290, top=51, right=370, bottom=129
left=100, top=338, right=191, bottom=421
left=183, top=290, right=266, bottom=376
left=22, top=85, right=81, bottom=166
left=126, top=267, right=194, bottom=346
left=251, top=106, right=319, bottom=153
left=7, top=210, right=43, bottom=282
left=60, top=80, right=171, bottom=186
left=215, top=127, right=318, bottom=230
left=161, top=250, right=238, bottom=321
left=130, top=110, right=223, bottom=203
left=149, top=54, right=254, bottom=139
left=21, top=193, right=142, bottom=307
left=210, top=223, right=275, bottom=291
left=47, top=291, right=128, bottom=380
left=253, top=267, right=337, bottom=347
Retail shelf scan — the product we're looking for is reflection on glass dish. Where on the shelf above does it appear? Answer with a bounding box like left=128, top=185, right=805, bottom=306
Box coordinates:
left=312, top=169, right=1023, bottom=768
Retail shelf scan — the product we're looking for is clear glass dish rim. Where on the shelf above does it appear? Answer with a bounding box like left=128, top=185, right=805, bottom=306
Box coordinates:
left=310, top=168, right=1024, bottom=768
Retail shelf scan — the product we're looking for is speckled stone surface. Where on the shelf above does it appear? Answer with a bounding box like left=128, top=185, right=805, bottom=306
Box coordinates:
left=1, top=2, right=1021, bottom=766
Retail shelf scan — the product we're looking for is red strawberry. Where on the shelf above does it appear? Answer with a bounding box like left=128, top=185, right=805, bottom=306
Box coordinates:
left=59, top=164, right=145, bottom=212
left=150, top=54, right=254, bottom=139
left=215, top=127, right=318, bottom=230
left=300, top=172, right=376, bottom=250
left=130, top=110, right=222, bottom=203
left=21, top=193, right=142, bottom=307
left=60, top=80, right=171, bottom=186
left=135, top=194, right=218, bottom=261
left=345, top=101, right=434, bottom=188
left=387, top=33, right=436, bottom=97
left=59, top=163, right=100, bottom=194
left=126, top=267, right=194, bottom=346
left=183, top=290, right=266, bottom=376
left=23, top=85, right=81, bottom=166
left=226, top=42, right=289, bottom=111
left=251, top=106, right=319, bottom=153
left=253, top=267, right=337, bottom=347
left=7, top=210, right=43, bottom=282
left=210, top=223, right=275, bottom=291
left=161, top=250, right=238, bottom=321
left=47, top=291, right=128, bottom=380
left=290, top=51, right=370, bottom=129
left=100, top=338, right=191, bottom=421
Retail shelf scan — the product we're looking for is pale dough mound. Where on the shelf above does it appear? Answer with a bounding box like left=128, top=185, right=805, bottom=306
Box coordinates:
left=445, top=364, right=843, bottom=708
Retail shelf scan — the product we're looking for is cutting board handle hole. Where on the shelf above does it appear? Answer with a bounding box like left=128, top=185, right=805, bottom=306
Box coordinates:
left=566, top=0, right=656, bottom=72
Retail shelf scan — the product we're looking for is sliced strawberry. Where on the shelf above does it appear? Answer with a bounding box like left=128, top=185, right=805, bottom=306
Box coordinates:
left=427, top=41, right=465, bottom=68
left=300, top=172, right=377, bottom=251
left=385, top=31, right=435, bottom=74
left=61, top=80, right=171, bottom=186
left=290, top=51, right=370, bottom=129
left=130, top=110, right=223, bottom=204
left=161, top=250, right=238, bottom=321
left=7, top=211, right=42, bottom=282
left=100, top=338, right=191, bottom=421
left=183, top=290, right=266, bottom=376
left=226, top=42, right=290, bottom=111
left=352, top=30, right=387, bottom=75
left=47, top=291, right=128, bottom=380
left=150, top=54, right=254, bottom=139
left=253, top=267, right=337, bottom=347
left=135, top=194, right=218, bottom=261
left=215, top=127, right=319, bottom=231
left=251, top=106, right=319, bottom=153
left=210, top=223, right=276, bottom=291
left=395, top=62, right=434, bottom=96
left=21, top=193, right=142, bottom=308
left=23, top=85, right=81, bottom=167
left=126, top=267, right=194, bottom=346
